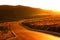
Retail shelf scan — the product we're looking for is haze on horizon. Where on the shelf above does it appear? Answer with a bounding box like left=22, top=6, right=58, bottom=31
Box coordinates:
left=0, top=0, right=60, bottom=11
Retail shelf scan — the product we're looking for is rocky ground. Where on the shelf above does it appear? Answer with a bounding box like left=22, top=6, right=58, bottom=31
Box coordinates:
left=0, top=19, right=60, bottom=40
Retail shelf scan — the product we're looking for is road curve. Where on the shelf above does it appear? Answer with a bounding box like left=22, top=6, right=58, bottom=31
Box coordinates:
left=0, top=20, right=60, bottom=40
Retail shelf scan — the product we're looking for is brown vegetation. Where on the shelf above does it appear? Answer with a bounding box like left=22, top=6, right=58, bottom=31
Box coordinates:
left=0, top=5, right=60, bottom=40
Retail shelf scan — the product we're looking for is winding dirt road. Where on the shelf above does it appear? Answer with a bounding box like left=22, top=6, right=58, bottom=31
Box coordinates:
left=0, top=20, right=60, bottom=40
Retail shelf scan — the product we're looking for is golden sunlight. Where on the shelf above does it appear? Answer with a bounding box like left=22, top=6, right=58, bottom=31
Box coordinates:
left=0, top=0, right=60, bottom=40
left=0, top=0, right=60, bottom=11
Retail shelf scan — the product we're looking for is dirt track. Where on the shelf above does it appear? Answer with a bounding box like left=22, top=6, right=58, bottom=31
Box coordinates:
left=0, top=20, right=60, bottom=40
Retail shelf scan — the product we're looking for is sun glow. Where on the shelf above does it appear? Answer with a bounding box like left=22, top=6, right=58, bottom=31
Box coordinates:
left=0, top=0, right=60, bottom=11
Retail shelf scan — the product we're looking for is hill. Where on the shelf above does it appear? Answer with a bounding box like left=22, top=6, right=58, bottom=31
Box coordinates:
left=0, top=5, right=58, bottom=23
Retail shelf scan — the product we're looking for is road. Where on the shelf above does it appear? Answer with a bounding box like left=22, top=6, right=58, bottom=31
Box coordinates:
left=0, top=20, right=60, bottom=40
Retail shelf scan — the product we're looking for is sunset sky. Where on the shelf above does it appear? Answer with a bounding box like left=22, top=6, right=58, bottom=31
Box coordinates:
left=0, top=0, right=60, bottom=11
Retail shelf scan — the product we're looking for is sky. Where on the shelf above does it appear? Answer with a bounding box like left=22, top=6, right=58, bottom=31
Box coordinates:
left=0, top=0, right=60, bottom=11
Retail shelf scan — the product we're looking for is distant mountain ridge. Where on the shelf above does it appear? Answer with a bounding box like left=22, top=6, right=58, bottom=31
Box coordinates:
left=0, top=5, right=58, bottom=23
